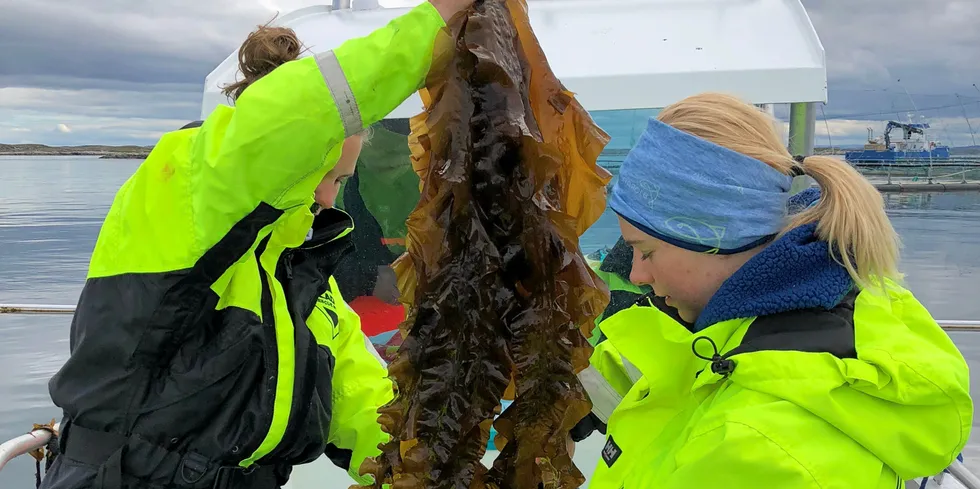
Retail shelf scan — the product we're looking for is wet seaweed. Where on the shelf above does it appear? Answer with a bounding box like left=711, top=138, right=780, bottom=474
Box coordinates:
left=359, top=0, right=611, bottom=487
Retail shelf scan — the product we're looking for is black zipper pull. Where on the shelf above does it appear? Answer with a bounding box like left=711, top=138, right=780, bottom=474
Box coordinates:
left=692, top=336, right=735, bottom=376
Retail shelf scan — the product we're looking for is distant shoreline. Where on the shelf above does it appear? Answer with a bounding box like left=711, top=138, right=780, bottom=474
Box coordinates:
left=2, top=143, right=847, bottom=160
left=3, top=143, right=978, bottom=161
left=0, top=143, right=151, bottom=159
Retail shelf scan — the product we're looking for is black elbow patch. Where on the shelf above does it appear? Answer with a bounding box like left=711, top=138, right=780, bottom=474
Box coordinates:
left=569, top=412, right=606, bottom=442
left=324, top=443, right=354, bottom=471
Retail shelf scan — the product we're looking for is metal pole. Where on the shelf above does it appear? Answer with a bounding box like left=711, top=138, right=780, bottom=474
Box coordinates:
left=788, top=102, right=817, bottom=194
left=955, top=93, right=978, bottom=147
left=0, top=423, right=59, bottom=473
left=948, top=460, right=980, bottom=489
left=789, top=102, right=817, bottom=156
left=941, top=321, right=980, bottom=332
left=818, top=104, right=834, bottom=152
left=899, top=83, right=935, bottom=184
left=0, top=304, right=76, bottom=314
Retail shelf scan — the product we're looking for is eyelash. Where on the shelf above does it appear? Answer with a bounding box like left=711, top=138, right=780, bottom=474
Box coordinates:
left=641, top=251, right=653, bottom=260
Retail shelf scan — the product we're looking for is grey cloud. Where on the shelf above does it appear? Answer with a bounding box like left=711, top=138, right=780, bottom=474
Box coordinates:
left=807, top=0, right=980, bottom=81
left=792, top=0, right=980, bottom=148
left=822, top=88, right=980, bottom=119
left=805, top=0, right=980, bottom=113
left=0, top=0, right=284, bottom=144
left=0, top=74, right=200, bottom=94
left=0, top=0, right=268, bottom=89
left=1, top=84, right=201, bottom=120
left=2, top=0, right=980, bottom=146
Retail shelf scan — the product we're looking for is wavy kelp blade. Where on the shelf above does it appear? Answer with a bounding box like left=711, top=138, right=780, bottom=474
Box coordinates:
left=360, top=0, right=611, bottom=487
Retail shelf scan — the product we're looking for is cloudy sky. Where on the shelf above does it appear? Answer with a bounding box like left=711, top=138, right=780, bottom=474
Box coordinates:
left=1, top=0, right=979, bottom=147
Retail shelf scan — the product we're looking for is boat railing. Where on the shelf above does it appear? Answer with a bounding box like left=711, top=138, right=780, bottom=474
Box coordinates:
left=3, top=304, right=980, bottom=330
left=3, top=305, right=980, bottom=488
left=0, top=304, right=76, bottom=315
left=0, top=422, right=58, bottom=474
left=4, top=303, right=980, bottom=335
left=3, top=417, right=980, bottom=488
left=949, top=460, right=980, bottom=489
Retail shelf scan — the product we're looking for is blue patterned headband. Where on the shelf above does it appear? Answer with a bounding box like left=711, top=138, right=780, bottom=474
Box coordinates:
left=609, top=118, right=794, bottom=254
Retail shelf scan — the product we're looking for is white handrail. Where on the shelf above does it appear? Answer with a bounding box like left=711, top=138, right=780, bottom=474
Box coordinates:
left=938, top=320, right=980, bottom=331
left=0, top=423, right=58, bottom=472
left=948, top=459, right=980, bottom=489
left=0, top=304, right=76, bottom=314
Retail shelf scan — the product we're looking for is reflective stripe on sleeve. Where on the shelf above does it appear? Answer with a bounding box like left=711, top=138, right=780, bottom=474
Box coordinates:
left=315, top=50, right=363, bottom=138
left=578, top=365, right=624, bottom=424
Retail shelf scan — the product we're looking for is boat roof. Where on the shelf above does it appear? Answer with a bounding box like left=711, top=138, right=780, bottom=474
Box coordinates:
left=201, top=0, right=827, bottom=120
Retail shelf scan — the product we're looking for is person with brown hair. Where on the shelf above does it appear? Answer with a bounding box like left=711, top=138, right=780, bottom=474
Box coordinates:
left=39, top=1, right=474, bottom=488
left=584, top=92, right=972, bottom=488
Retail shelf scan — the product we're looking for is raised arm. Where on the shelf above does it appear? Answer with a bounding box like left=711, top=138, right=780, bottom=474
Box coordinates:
left=85, top=1, right=474, bottom=279
left=189, top=1, right=456, bottom=249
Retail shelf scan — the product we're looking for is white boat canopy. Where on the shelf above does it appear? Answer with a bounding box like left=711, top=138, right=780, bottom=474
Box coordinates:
left=200, top=0, right=826, bottom=120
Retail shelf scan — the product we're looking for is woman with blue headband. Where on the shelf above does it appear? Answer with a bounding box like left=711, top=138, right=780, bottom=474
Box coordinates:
left=585, top=92, right=972, bottom=488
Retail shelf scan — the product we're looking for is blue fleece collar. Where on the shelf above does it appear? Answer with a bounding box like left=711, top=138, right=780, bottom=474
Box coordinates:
left=694, top=214, right=854, bottom=330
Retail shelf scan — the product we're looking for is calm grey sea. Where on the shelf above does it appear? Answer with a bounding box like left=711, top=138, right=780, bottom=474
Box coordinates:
left=1, top=155, right=979, bottom=487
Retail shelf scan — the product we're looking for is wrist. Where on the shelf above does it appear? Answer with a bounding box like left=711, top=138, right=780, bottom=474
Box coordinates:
left=428, top=0, right=465, bottom=24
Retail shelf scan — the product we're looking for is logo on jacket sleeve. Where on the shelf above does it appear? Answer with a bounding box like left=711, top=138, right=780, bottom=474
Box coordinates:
left=601, top=436, right=623, bottom=467
left=316, top=293, right=341, bottom=339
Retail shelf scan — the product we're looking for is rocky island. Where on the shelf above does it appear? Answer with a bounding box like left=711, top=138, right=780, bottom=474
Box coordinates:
left=0, top=143, right=858, bottom=161
left=0, top=143, right=152, bottom=159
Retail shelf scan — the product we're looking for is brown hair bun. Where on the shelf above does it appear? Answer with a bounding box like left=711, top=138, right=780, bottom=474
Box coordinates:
left=222, top=24, right=303, bottom=100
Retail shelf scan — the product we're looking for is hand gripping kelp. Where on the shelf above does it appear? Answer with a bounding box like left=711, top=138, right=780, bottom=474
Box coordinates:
left=358, top=0, right=612, bottom=487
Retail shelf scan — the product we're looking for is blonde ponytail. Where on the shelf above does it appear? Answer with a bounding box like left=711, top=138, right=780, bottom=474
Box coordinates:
left=657, top=92, right=902, bottom=290
left=787, top=155, right=902, bottom=290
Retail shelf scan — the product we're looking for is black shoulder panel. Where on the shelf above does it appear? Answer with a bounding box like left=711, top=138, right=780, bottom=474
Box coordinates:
left=180, top=120, right=204, bottom=130
left=726, top=289, right=858, bottom=360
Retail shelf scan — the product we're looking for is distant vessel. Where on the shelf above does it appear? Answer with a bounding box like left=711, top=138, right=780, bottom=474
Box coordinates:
left=845, top=119, right=951, bottom=164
